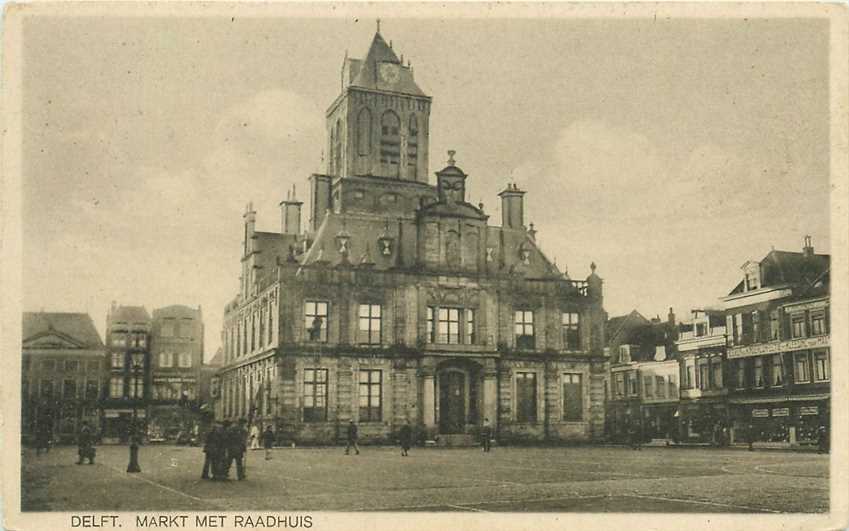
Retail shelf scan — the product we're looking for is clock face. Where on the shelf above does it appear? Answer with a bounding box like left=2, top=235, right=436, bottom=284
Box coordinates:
left=379, top=63, right=400, bottom=84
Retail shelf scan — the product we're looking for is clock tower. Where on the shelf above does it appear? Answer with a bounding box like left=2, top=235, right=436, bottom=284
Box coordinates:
left=326, top=28, right=431, bottom=182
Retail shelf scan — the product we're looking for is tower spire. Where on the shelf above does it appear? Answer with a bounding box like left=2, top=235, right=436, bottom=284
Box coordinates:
left=376, top=18, right=381, bottom=34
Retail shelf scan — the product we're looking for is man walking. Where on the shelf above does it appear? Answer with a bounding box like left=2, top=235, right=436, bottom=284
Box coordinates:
left=262, top=425, right=275, bottom=460
left=398, top=420, right=412, bottom=457
left=747, top=422, right=755, bottom=451
left=250, top=423, right=261, bottom=451
left=201, top=423, right=221, bottom=480
left=227, top=419, right=248, bottom=480
left=481, top=418, right=492, bottom=453
left=76, top=421, right=96, bottom=465
left=345, top=419, right=360, bottom=455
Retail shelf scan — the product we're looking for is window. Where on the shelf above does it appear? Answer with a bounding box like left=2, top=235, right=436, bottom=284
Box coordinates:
left=656, top=376, right=666, bottom=399
left=754, top=357, right=764, bottom=387
left=112, top=333, right=127, bottom=347
left=356, top=107, right=372, bottom=156
left=791, top=313, right=806, bottom=338
left=562, top=373, right=582, bottom=421
left=771, top=354, right=784, bottom=386
left=358, top=369, right=382, bottom=422
left=561, top=312, right=580, bottom=350
left=667, top=374, right=678, bottom=398
left=427, top=307, right=435, bottom=343
left=712, top=360, right=722, bottom=388
left=63, top=379, right=77, bottom=399
left=643, top=376, right=653, bottom=398
left=628, top=373, right=638, bottom=396
left=178, top=352, right=192, bottom=368
left=132, top=333, right=146, bottom=348
left=129, top=376, right=143, bottom=398
left=770, top=310, right=780, bottom=340
left=407, top=115, right=418, bottom=179
left=438, top=308, right=460, bottom=344
left=465, top=309, right=476, bottom=345
left=161, top=320, right=175, bottom=337
left=752, top=311, right=760, bottom=342
left=259, top=307, right=266, bottom=347
left=699, top=363, right=709, bottom=390
left=615, top=373, right=625, bottom=397
left=358, top=304, right=382, bottom=344
left=85, top=380, right=99, bottom=400
left=734, top=314, right=744, bottom=345
left=686, top=364, right=694, bottom=389
left=514, top=310, right=535, bottom=350
left=516, top=372, right=537, bottom=422
left=303, top=369, right=328, bottom=422
left=379, top=111, right=401, bottom=177
left=813, top=351, right=830, bottom=381
left=794, top=352, right=810, bottom=383
left=304, top=301, right=328, bottom=342
left=110, top=377, right=123, bottom=398
left=810, top=310, right=827, bottom=336
left=695, top=323, right=707, bottom=337
left=159, top=352, right=173, bottom=368
left=42, top=359, right=56, bottom=371
left=735, top=359, right=746, bottom=389
left=65, top=360, right=79, bottom=372
left=41, top=380, right=53, bottom=398
left=111, top=352, right=124, bottom=369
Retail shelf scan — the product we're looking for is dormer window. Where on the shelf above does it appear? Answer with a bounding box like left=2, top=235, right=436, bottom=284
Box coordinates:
left=744, top=262, right=760, bottom=291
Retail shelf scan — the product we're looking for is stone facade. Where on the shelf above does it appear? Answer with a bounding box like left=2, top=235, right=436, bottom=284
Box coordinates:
left=218, top=29, right=608, bottom=445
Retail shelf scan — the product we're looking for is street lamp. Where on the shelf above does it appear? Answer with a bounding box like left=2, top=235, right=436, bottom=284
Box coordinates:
left=127, top=351, right=145, bottom=473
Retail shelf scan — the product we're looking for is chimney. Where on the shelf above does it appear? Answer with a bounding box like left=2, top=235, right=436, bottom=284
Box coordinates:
left=243, top=201, right=256, bottom=256
left=309, top=174, right=333, bottom=232
left=498, top=183, right=526, bottom=229
left=803, top=235, right=814, bottom=257
left=280, top=184, right=303, bottom=235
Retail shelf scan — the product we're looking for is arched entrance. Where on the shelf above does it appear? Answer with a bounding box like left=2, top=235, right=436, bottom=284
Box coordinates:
left=435, top=359, right=482, bottom=435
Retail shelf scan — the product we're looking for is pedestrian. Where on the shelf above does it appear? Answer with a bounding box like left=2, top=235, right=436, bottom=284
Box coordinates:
left=227, top=419, right=248, bottom=480
left=217, top=421, right=232, bottom=479
left=345, top=419, right=360, bottom=455
left=817, top=424, right=829, bottom=454
left=481, top=418, right=492, bottom=453
left=35, top=417, right=51, bottom=456
left=250, top=423, right=261, bottom=451
left=747, top=423, right=755, bottom=451
left=76, top=421, right=96, bottom=465
left=201, top=423, right=222, bottom=479
left=262, top=425, right=275, bottom=460
left=398, top=420, right=412, bottom=457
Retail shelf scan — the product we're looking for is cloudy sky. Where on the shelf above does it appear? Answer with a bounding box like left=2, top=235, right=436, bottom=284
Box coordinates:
left=22, top=14, right=830, bottom=359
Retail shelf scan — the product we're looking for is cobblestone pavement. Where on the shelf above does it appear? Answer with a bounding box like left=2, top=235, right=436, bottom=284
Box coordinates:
left=21, top=444, right=829, bottom=512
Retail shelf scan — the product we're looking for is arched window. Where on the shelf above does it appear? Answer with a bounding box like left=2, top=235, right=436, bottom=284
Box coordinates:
left=380, top=110, right=400, bottom=177
left=407, top=114, right=418, bottom=179
left=356, top=107, right=372, bottom=156
left=334, top=119, right=343, bottom=176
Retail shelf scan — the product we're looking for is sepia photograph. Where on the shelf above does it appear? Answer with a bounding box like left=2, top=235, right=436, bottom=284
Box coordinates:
left=2, top=2, right=847, bottom=530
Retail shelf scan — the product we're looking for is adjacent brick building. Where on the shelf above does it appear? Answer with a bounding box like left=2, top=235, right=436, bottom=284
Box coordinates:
left=218, top=29, right=609, bottom=445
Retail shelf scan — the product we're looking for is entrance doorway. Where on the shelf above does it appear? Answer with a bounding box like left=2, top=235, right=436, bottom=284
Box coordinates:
left=439, top=371, right=466, bottom=434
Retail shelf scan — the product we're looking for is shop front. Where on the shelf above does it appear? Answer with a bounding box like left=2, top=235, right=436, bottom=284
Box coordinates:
left=677, top=400, right=728, bottom=443
left=729, top=397, right=829, bottom=445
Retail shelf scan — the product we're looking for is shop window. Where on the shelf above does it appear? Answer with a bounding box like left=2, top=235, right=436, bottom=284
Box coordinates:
left=303, top=369, right=328, bottom=422
left=358, top=304, right=382, bottom=345
left=561, top=312, right=580, bottom=350
left=514, top=310, right=535, bottom=350
left=359, top=369, right=382, bottom=422
left=562, top=373, right=582, bottom=421
left=516, top=372, right=537, bottom=422
left=794, top=352, right=811, bottom=383
left=305, top=301, right=329, bottom=342
left=813, top=351, right=830, bottom=382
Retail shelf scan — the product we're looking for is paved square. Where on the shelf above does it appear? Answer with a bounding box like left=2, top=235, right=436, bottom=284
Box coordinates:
left=21, top=445, right=829, bottom=512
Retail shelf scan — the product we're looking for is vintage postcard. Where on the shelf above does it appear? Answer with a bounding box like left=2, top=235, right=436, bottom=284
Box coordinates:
left=2, top=2, right=847, bottom=531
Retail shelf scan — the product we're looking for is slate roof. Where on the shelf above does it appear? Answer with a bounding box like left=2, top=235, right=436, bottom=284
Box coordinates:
left=23, top=312, right=104, bottom=348
left=728, top=249, right=830, bottom=295
left=605, top=310, right=649, bottom=346
left=349, top=32, right=426, bottom=97
left=109, top=305, right=151, bottom=324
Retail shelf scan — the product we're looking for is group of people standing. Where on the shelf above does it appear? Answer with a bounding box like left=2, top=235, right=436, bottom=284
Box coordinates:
left=201, top=419, right=249, bottom=481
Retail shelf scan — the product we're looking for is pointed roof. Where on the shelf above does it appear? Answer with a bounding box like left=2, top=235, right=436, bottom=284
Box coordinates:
left=349, top=32, right=426, bottom=97
left=23, top=312, right=104, bottom=349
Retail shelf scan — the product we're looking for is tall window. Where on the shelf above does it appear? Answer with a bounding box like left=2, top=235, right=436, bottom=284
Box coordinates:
left=437, top=308, right=460, bottom=344
left=358, top=304, right=382, bottom=344
left=357, top=107, right=372, bottom=156
left=733, top=314, right=743, bottom=345
left=379, top=111, right=401, bottom=177
left=656, top=376, right=666, bottom=399
left=628, top=373, right=638, bottom=396
left=178, top=352, right=192, bottom=368
left=810, top=310, right=827, bottom=336
left=615, top=373, right=625, bottom=397
left=685, top=364, right=694, bottom=389
left=754, top=357, right=764, bottom=387
left=359, top=369, right=382, bottom=422
left=712, top=359, right=722, bottom=388
left=752, top=311, right=760, bottom=342
left=514, top=310, right=535, bottom=350
left=562, top=373, right=582, bottom=421
left=791, top=313, right=806, bottom=338
left=668, top=374, right=678, bottom=398
left=63, top=379, right=77, bottom=399
left=112, top=333, right=127, bottom=347
left=305, top=301, right=328, bottom=342
left=407, top=115, right=418, bottom=179
left=516, top=372, right=537, bottom=422
left=85, top=380, right=99, bottom=400
left=561, top=312, right=580, bottom=350
left=699, top=363, right=709, bottom=390
left=129, top=376, right=143, bottom=398
left=643, top=376, right=654, bottom=398
left=427, top=307, right=435, bottom=343
left=161, top=320, right=175, bottom=337
left=132, top=333, right=146, bottom=348
left=771, top=354, right=784, bottom=386
left=303, top=369, right=328, bottom=422
left=159, top=352, right=173, bottom=368
left=110, top=377, right=123, bottom=398
left=259, top=306, right=266, bottom=347
left=333, top=119, right=342, bottom=176
left=794, top=352, right=810, bottom=383
left=111, top=352, right=124, bottom=369
left=813, top=350, right=830, bottom=381
left=770, top=310, right=780, bottom=340
left=735, top=359, right=746, bottom=389
left=465, top=309, right=476, bottom=345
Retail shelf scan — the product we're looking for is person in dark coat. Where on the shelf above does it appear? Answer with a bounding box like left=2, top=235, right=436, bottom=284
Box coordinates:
left=747, top=423, right=756, bottom=451
left=262, top=425, right=275, bottom=461
left=201, top=424, right=222, bottom=479
left=226, top=419, right=248, bottom=480
left=817, top=424, right=829, bottom=454
left=398, top=420, right=412, bottom=457
left=212, top=423, right=229, bottom=480
left=35, top=418, right=52, bottom=456
left=481, top=418, right=492, bottom=453
left=76, top=422, right=96, bottom=465
left=345, top=419, right=360, bottom=455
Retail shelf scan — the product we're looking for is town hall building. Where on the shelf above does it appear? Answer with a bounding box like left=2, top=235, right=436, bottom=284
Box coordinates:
left=217, top=29, right=609, bottom=445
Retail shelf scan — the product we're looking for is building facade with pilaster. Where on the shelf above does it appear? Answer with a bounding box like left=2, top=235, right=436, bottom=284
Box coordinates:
left=217, top=29, right=609, bottom=445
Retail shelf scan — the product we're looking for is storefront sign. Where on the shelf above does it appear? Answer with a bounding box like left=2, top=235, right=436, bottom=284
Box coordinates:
left=783, top=300, right=828, bottom=313
left=771, top=408, right=790, bottom=417
left=728, top=335, right=830, bottom=359
left=104, top=409, right=146, bottom=418
left=800, top=406, right=819, bottom=416
left=752, top=409, right=769, bottom=418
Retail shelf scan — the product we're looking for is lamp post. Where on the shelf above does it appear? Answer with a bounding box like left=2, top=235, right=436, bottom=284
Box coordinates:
left=127, top=351, right=145, bottom=473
